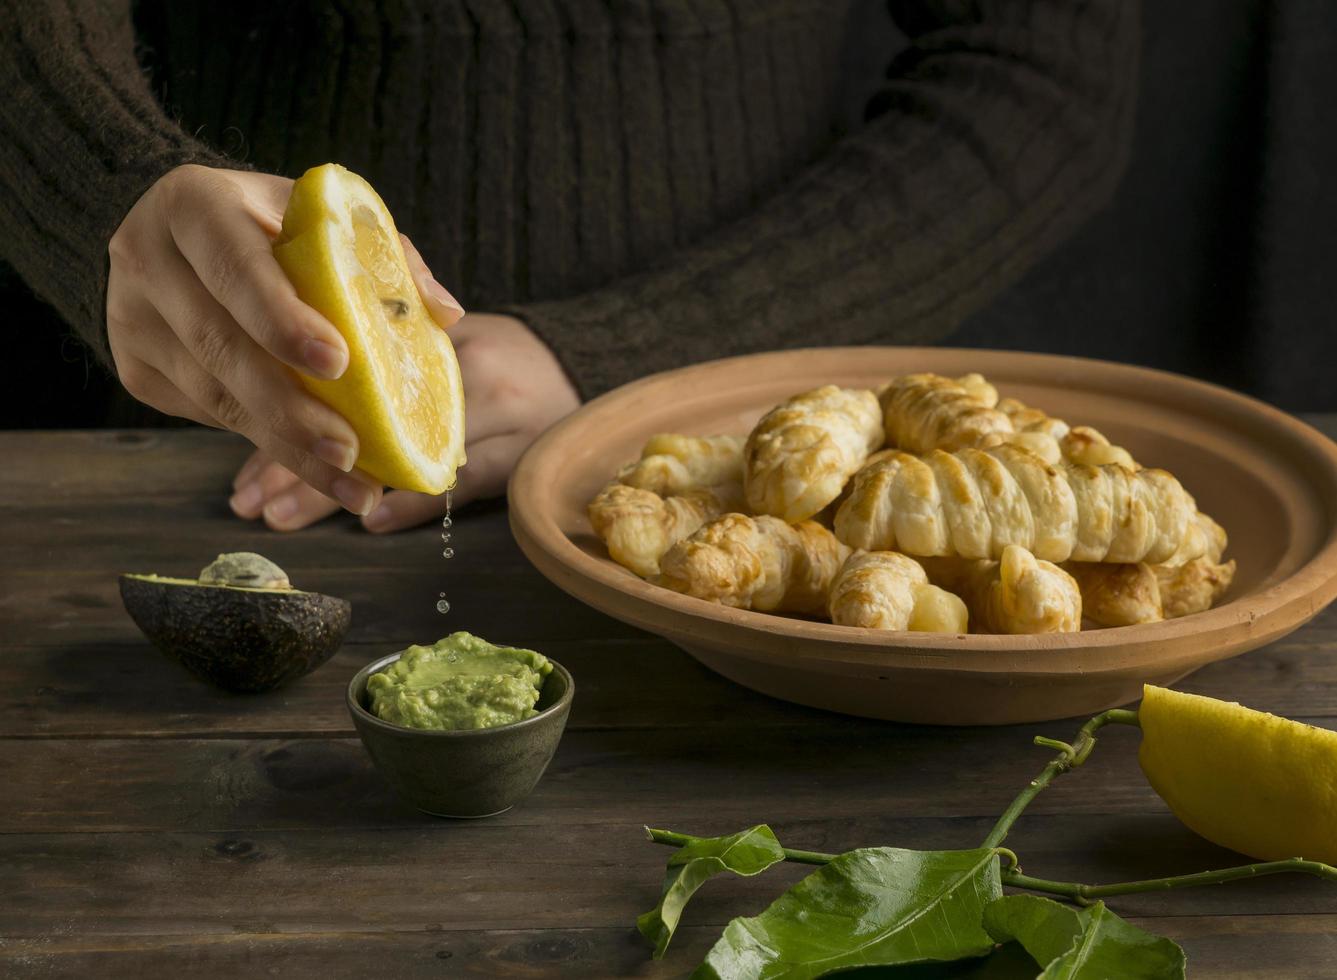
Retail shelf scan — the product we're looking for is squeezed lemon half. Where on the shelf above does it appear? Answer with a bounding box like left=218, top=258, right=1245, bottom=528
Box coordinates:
left=1139, top=684, right=1337, bottom=864
left=274, top=163, right=466, bottom=494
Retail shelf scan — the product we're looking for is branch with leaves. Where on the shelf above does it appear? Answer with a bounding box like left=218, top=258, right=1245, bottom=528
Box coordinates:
left=638, top=708, right=1337, bottom=978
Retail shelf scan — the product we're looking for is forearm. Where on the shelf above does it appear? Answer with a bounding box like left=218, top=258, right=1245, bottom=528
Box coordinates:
left=0, top=0, right=236, bottom=367
left=509, top=0, right=1139, bottom=400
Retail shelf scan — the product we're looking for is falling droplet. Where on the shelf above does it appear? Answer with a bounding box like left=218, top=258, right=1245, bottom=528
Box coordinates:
left=435, top=598, right=451, bottom=614
left=442, top=516, right=453, bottom=529
left=442, top=547, right=455, bottom=559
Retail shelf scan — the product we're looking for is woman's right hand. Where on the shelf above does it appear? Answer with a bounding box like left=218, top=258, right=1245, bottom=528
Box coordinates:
left=105, top=164, right=383, bottom=516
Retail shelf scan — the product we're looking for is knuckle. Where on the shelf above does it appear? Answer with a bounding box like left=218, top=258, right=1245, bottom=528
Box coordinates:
left=184, top=310, right=237, bottom=378
left=206, top=241, right=268, bottom=303
left=204, top=381, right=249, bottom=432
left=106, top=227, right=148, bottom=280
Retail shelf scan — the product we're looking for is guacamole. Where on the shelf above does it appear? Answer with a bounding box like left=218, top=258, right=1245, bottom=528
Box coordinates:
left=366, top=632, right=552, bottom=731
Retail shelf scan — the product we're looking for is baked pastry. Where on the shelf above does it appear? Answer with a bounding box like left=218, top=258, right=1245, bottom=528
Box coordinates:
left=998, top=397, right=1135, bottom=469
left=920, top=545, right=1082, bottom=634
left=828, top=551, right=968, bottom=632
left=879, top=373, right=1012, bottom=453
left=1066, top=512, right=1235, bottom=626
left=656, top=513, right=850, bottom=616
left=1157, top=551, right=1236, bottom=619
left=744, top=386, right=884, bottom=522
left=834, top=445, right=1202, bottom=564
left=1064, top=561, right=1163, bottom=626
left=588, top=483, right=738, bottom=578
left=616, top=433, right=745, bottom=497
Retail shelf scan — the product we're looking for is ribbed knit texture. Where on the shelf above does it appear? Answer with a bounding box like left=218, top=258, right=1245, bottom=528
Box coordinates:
left=1, top=0, right=1138, bottom=400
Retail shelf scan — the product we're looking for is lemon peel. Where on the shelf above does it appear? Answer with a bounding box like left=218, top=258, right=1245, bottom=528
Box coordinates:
left=274, top=163, right=465, bottom=494
left=1138, top=684, right=1337, bottom=864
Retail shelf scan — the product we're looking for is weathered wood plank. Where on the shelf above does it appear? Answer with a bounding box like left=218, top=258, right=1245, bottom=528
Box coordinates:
left=0, top=565, right=645, bottom=648
left=0, top=429, right=252, bottom=500
left=0, top=713, right=1297, bottom=834
left=2, top=815, right=1335, bottom=942
left=4, top=610, right=1337, bottom=739
left=4, top=916, right=1336, bottom=980
left=0, top=495, right=528, bottom=575
left=0, top=639, right=836, bottom=737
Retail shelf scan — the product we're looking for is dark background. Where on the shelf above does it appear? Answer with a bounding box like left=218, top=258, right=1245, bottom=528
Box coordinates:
left=4, top=0, right=1333, bottom=428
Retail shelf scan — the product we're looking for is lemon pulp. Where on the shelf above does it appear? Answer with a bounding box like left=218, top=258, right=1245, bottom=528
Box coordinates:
left=1138, top=684, right=1337, bottom=863
left=274, top=163, right=465, bottom=494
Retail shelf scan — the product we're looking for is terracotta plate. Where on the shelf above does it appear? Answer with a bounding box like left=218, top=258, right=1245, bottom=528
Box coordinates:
left=508, top=348, right=1337, bottom=725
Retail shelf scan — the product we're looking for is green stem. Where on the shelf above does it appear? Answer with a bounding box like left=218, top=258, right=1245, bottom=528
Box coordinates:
left=645, top=828, right=835, bottom=866
left=1004, top=858, right=1337, bottom=904
left=980, top=708, right=1140, bottom=850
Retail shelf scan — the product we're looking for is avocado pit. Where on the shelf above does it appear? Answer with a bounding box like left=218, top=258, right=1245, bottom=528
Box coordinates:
left=119, top=552, right=351, bottom=693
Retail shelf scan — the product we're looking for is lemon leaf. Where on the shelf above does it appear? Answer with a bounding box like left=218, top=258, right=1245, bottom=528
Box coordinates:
left=693, top=847, right=1001, bottom=979
left=636, top=825, right=786, bottom=960
left=983, top=894, right=1185, bottom=979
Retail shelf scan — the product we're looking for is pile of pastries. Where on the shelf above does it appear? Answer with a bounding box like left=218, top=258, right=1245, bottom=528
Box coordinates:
left=587, top=373, right=1236, bottom=635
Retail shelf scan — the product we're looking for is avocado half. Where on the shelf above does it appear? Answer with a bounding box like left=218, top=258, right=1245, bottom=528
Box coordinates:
left=119, top=553, right=351, bottom=693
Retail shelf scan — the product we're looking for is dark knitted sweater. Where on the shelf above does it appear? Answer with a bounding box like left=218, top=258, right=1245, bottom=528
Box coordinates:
left=0, top=0, right=1137, bottom=402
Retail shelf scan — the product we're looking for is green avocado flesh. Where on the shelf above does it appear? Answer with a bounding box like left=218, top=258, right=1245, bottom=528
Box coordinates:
left=366, top=632, right=552, bottom=732
left=121, top=573, right=301, bottom=594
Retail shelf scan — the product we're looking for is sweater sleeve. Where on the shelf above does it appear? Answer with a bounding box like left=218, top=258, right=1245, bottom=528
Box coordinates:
left=506, top=0, right=1140, bottom=401
left=0, top=0, right=239, bottom=367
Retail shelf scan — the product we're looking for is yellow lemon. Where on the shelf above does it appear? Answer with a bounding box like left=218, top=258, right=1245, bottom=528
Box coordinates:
left=274, top=163, right=465, bottom=494
left=1138, top=684, right=1337, bottom=863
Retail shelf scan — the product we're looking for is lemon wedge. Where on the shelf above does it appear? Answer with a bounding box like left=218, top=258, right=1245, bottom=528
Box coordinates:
left=1138, top=684, right=1337, bottom=863
left=274, top=163, right=465, bottom=494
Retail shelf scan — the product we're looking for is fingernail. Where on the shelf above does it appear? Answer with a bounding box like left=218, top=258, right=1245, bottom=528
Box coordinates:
left=264, top=493, right=299, bottom=524
left=424, top=279, right=465, bottom=321
left=331, top=475, right=374, bottom=516
left=230, top=482, right=263, bottom=516
left=313, top=437, right=357, bottom=473
left=363, top=502, right=393, bottom=531
left=302, top=337, right=348, bottom=380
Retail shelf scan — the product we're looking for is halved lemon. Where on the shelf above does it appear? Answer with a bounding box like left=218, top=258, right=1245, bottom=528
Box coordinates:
left=274, top=163, right=465, bottom=494
left=1138, top=684, right=1337, bottom=863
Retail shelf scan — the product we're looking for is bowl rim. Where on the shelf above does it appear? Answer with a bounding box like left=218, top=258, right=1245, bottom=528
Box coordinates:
left=346, top=650, right=574, bottom=737
left=508, top=345, right=1337, bottom=672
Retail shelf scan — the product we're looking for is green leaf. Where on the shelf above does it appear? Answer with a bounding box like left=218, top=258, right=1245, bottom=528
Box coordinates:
left=983, top=894, right=1186, bottom=979
left=694, top=847, right=1003, bottom=980
left=637, top=825, right=786, bottom=959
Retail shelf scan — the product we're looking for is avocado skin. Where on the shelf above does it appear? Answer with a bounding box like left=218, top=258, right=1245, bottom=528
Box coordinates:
left=119, top=575, right=351, bottom=692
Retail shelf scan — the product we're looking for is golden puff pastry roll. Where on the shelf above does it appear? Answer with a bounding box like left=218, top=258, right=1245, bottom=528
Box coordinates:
left=835, top=445, right=1201, bottom=565
left=998, top=397, right=1136, bottom=469
left=954, top=372, right=1001, bottom=408
left=588, top=483, right=736, bottom=578
left=828, top=551, right=968, bottom=633
left=920, top=545, right=1082, bottom=634
left=656, top=513, right=851, bottom=616
left=1067, top=513, right=1234, bottom=626
left=1156, top=554, right=1236, bottom=619
left=879, top=373, right=1013, bottom=453
left=616, top=433, right=745, bottom=497
left=1064, top=561, right=1163, bottom=627
left=744, top=385, right=884, bottom=523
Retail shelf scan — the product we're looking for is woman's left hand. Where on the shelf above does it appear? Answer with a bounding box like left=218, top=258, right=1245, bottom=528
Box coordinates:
left=229, top=307, right=580, bottom=532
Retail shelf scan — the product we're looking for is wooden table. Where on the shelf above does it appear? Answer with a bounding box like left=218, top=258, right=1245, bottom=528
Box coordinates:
left=3, top=423, right=1337, bottom=978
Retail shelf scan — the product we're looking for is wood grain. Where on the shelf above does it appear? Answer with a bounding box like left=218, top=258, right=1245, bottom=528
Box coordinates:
left=3, top=422, right=1337, bottom=976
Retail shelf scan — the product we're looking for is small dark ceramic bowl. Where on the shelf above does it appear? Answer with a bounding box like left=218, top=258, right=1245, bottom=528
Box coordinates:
left=346, top=652, right=574, bottom=818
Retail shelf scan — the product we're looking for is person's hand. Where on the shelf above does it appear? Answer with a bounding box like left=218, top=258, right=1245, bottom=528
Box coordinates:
left=229, top=311, right=581, bottom=532
left=106, top=164, right=385, bottom=517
